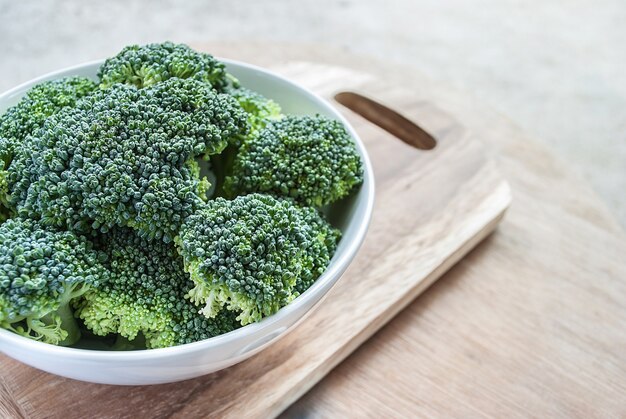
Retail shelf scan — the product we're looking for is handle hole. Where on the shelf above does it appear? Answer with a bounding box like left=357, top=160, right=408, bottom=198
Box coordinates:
left=334, top=91, right=437, bottom=150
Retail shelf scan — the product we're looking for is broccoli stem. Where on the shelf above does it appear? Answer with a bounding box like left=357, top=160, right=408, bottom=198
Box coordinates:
left=42, top=303, right=81, bottom=346
left=210, top=144, right=238, bottom=197
left=57, top=303, right=81, bottom=345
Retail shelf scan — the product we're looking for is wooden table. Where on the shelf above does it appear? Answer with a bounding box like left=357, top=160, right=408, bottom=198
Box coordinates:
left=3, top=43, right=626, bottom=418
left=202, top=44, right=626, bottom=418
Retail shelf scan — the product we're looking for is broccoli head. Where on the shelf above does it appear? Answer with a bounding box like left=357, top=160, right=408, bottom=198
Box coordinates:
left=74, top=228, right=241, bottom=349
left=0, top=218, right=104, bottom=345
left=8, top=77, right=248, bottom=241
left=0, top=76, right=97, bottom=150
left=99, top=42, right=233, bottom=91
left=177, top=194, right=340, bottom=325
left=0, top=77, right=97, bottom=220
left=223, top=115, right=364, bottom=207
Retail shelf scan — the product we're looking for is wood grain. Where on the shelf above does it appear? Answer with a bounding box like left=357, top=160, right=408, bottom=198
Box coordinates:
left=272, top=51, right=626, bottom=418
left=0, top=53, right=510, bottom=417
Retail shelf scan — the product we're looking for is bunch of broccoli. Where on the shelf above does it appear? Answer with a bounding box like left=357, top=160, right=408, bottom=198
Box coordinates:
left=0, top=42, right=363, bottom=349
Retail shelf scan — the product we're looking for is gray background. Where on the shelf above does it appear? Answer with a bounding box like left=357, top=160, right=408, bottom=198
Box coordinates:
left=1, top=0, right=624, bottom=225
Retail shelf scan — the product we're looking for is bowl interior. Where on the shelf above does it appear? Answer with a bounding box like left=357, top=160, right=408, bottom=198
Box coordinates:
left=0, top=59, right=373, bottom=355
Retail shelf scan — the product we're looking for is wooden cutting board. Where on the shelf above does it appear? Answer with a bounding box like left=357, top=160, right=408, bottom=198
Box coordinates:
left=0, top=61, right=511, bottom=418
left=270, top=48, right=626, bottom=417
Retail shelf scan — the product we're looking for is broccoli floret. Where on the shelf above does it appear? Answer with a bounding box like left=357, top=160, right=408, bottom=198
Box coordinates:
left=177, top=194, right=340, bottom=325
left=0, top=77, right=97, bottom=150
left=0, top=218, right=104, bottom=345
left=229, top=87, right=282, bottom=135
left=223, top=115, right=364, bottom=207
left=99, top=42, right=233, bottom=91
left=0, top=77, right=97, bottom=220
left=74, top=228, right=241, bottom=349
left=8, top=78, right=248, bottom=242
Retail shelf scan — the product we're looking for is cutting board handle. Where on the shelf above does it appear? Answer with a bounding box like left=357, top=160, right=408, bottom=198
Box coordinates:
left=335, top=91, right=437, bottom=150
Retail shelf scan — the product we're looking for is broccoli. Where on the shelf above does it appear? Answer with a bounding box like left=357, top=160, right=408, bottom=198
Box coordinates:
left=99, top=41, right=233, bottom=91
left=0, top=218, right=104, bottom=345
left=190, top=87, right=283, bottom=196
left=0, top=42, right=363, bottom=349
left=74, top=228, right=241, bottom=349
left=177, top=194, right=340, bottom=325
left=8, top=78, right=248, bottom=241
left=0, top=77, right=97, bottom=151
left=229, top=87, right=282, bottom=135
left=0, top=77, right=97, bottom=220
left=223, top=115, right=364, bottom=207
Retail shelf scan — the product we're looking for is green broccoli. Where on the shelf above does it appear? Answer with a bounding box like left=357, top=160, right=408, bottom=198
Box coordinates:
left=223, top=115, right=364, bottom=207
left=0, top=42, right=360, bottom=349
left=0, top=77, right=97, bottom=151
left=99, top=41, right=233, bottom=91
left=208, top=88, right=283, bottom=188
left=0, top=218, right=104, bottom=345
left=8, top=78, right=248, bottom=241
left=74, top=228, right=241, bottom=349
left=228, top=87, right=282, bottom=135
left=0, top=77, right=97, bottom=220
left=177, top=194, right=340, bottom=325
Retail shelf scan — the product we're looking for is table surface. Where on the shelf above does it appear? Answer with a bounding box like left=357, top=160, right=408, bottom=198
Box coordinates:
left=2, top=43, right=625, bottom=418
left=192, top=44, right=626, bottom=418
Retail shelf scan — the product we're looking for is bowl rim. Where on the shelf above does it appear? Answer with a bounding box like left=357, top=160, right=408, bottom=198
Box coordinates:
left=0, top=57, right=375, bottom=360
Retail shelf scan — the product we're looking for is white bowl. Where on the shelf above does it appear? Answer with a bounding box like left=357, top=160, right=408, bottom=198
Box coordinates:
left=0, top=58, right=374, bottom=385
